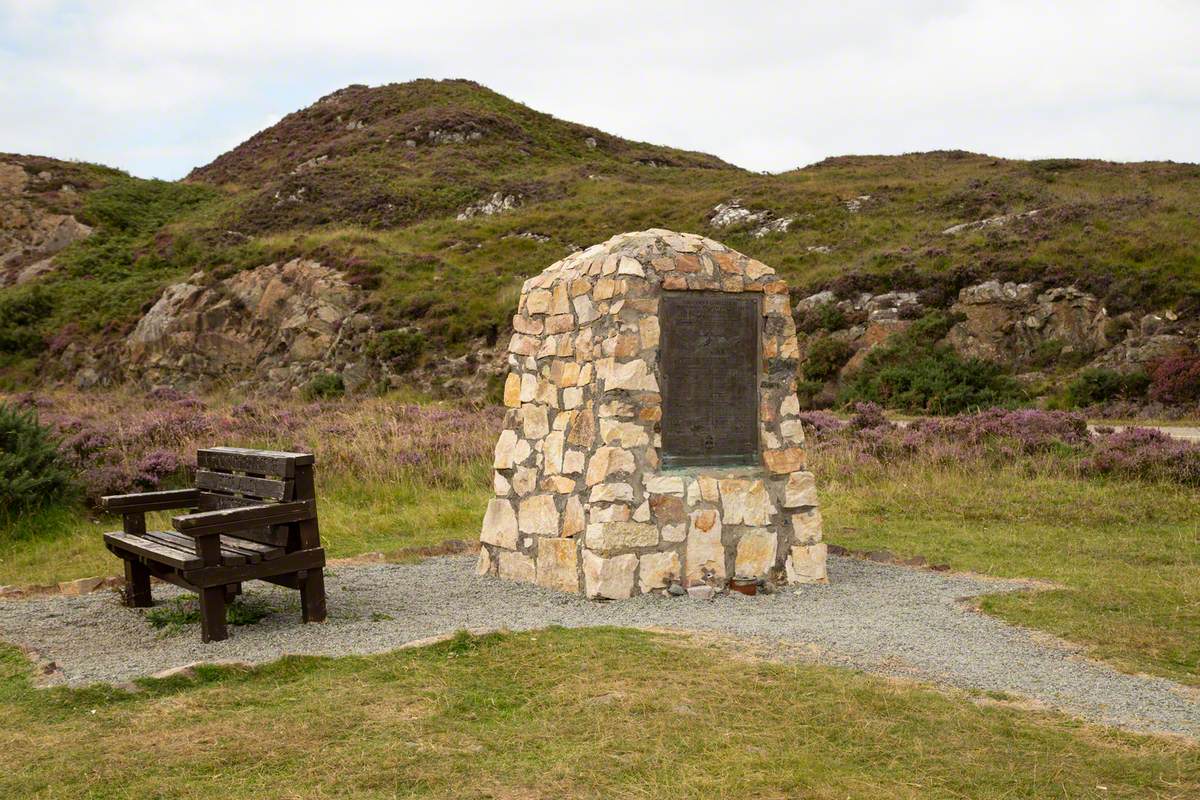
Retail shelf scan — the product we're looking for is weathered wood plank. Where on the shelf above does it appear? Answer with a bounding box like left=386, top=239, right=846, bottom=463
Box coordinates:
left=102, top=489, right=200, bottom=513
left=181, top=548, right=325, bottom=588
left=104, top=531, right=202, bottom=569
left=173, top=500, right=315, bottom=537
left=198, top=447, right=313, bottom=478
left=142, top=530, right=253, bottom=566
left=195, top=470, right=292, bottom=501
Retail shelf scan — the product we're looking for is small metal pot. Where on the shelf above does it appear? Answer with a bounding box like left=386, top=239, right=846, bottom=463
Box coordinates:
left=728, top=576, right=758, bottom=596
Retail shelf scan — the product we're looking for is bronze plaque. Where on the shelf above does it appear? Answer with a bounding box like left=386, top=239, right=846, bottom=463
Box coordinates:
left=660, top=292, right=760, bottom=467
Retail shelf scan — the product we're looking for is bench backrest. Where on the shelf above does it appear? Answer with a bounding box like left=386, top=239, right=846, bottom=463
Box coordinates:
left=195, top=448, right=316, bottom=546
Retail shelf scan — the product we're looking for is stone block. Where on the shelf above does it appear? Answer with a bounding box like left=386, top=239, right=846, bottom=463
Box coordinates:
left=480, top=499, right=518, bottom=549
left=561, top=495, right=585, bottom=537
left=589, top=483, right=634, bottom=503
left=537, top=538, right=579, bottom=593
left=649, top=493, right=686, bottom=524
left=644, top=474, right=684, bottom=496
left=763, top=447, right=806, bottom=474
left=780, top=419, right=806, bottom=444
left=599, top=419, right=650, bottom=448
left=585, top=446, right=636, bottom=486
left=518, top=495, right=559, bottom=536
left=502, top=373, right=521, bottom=407
left=583, top=551, right=638, bottom=599
left=492, top=429, right=519, bottom=469
left=783, top=471, right=819, bottom=507
left=639, top=551, right=680, bottom=592
left=734, top=529, right=777, bottom=577
left=562, top=449, right=585, bottom=474
left=522, top=404, right=550, bottom=439
left=790, top=507, right=823, bottom=543
left=786, top=543, right=827, bottom=583
left=586, top=521, right=658, bottom=552
left=719, top=479, right=774, bottom=526
left=475, top=546, right=493, bottom=576
left=498, top=550, right=536, bottom=583
left=686, top=509, right=725, bottom=585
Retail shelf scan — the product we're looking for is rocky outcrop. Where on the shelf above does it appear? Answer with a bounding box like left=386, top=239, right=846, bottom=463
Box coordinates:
left=124, top=259, right=376, bottom=391
left=707, top=200, right=794, bottom=238
left=457, top=192, right=520, bottom=221
left=946, top=281, right=1110, bottom=365
left=0, top=161, right=92, bottom=286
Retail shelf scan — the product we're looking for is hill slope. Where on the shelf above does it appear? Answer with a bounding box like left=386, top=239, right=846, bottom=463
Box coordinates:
left=1, top=79, right=1199, bottom=402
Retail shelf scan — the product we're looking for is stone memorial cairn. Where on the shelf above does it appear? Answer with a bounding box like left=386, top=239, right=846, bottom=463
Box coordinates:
left=478, top=229, right=826, bottom=598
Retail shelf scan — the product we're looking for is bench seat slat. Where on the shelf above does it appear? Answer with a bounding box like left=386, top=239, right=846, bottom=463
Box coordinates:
left=104, top=531, right=202, bottom=570
left=141, top=530, right=256, bottom=566
left=198, top=447, right=312, bottom=478
left=195, top=470, right=291, bottom=501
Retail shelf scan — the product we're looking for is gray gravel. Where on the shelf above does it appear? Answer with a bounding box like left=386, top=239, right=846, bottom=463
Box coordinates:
left=1, top=555, right=1196, bottom=738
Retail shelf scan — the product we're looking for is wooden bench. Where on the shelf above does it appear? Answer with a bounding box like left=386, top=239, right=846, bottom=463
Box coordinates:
left=101, top=447, right=327, bottom=643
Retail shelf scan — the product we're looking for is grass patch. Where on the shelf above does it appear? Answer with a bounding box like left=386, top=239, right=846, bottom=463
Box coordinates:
left=145, top=595, right=275, bottom=634
left=0, top=628, right=1195, bottom=798
left=822, top=462, right=1200, bottom=685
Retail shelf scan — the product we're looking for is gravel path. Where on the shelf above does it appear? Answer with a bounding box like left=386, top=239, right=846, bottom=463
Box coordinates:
left=1, top=555, right=1196, bottom=738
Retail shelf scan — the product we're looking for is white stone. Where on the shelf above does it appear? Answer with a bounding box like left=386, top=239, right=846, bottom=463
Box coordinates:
left=493, top=429, right=519, bottom=469
left=685, top=509, right=725, bottom=585
left=780, top=419, right=806, bottom=444
left=589, top=483, right=634, bottom=503
left=783, top=471, right=819, bottom=508
left=480, top=499, right=518, bottom=549
left=791, top=507, right=823, bottom=543
left=734, top=529, right=777, bottom=578
left=590, top=504, right=631, bottom=523
left=520, top=372, right=538, bottom=403
left=583, top=551, right=638, bottom=599
left=511, top=466, right=538, bottom=496
left=543, top=431, right=565, bottom=474
left=780, top=394, right=800, bottom=417
left=585, top=446, right=636, bottom=486
left=522, top=404, right=549, bottom=439
left=518, top=495, right=559, bottom=535
left=601, top=358, right=659, bottom=392
left=475, top=547, right=493, bottom=576
left=639, top=551, right=681, bottom=592
left=786, top=543, right=827, bottom=583
left=617, top=256, right=645, bottom=277
left=562, top=386, right=584, bottom=409
left=600, top=419, right=650, bottom=448
left=562, top=450, right=585, bottom=475
left=586, top=521, right=658, bottom=552
left=719, top=479, right=775, bottom=526
left=536, top=538, right=579, bottom=593
left=632, top=500, right=651, bottom=522
left=493, top=472, right=511, bottom=496
left=498, top=550, right=536, bottom=583
left=661, top=523, right=687, bottom=542
left=561, top=494, right=586, bottom=537
left=644, top=474, right=685, bottom=496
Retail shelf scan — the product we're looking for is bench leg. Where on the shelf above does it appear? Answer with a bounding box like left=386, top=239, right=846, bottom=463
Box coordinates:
left=123, top=560, right=152, bottom=608
left=199, top=587, right=228, bottom=643
left=300, top=569, right=327, bottom=624
left=223, top=583, right=242, bottom=603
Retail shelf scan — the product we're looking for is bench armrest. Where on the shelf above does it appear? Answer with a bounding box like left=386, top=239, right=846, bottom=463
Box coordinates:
left=172, top=500, right=316, bottom=537
left=102, top=489, right=201, bottom=514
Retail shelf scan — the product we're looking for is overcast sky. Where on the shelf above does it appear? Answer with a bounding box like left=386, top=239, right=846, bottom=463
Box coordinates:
left=2, top=1, right=1198, bottom=179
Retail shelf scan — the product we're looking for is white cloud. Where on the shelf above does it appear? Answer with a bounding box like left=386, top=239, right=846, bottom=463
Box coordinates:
left=1, top=0, right=1197, bottom=178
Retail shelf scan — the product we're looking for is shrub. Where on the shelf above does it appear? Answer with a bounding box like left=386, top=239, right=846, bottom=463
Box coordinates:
left=0, top=287, right=53, bottom=356
left=146, top=594, right=275, bottom=633
left=794, top=302, right=849, bottom=335
left=1148, top=355, right=1200, bottom=405
left=369, top=328, right=426, bottom=372
left=302, top=373, right=346, bottom=400
left=804, top=336, right=853, bottom=381
left=838, top=311, right=1020, bottom=415
left=1064, top=368, right=1150, bottom=407
left=0, top=402, right=78, bottom=515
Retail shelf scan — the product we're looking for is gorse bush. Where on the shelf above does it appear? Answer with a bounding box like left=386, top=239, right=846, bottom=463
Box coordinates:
left=0, top=287, right=53, bottom=356
left=0, top=402, right=78, bottom=516
left=302, top=373, right=346, bottom=400
left=1064, top=368, right=1149, bottom=407
left=803, top=336, right=853, bottom=382
left=838, top=311, right=1022, bottom=414
left=369, top=328, right=426, bottom=372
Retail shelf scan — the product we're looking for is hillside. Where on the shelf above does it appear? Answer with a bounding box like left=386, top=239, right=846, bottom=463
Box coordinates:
left=1, top=79, right=1199, bottom=408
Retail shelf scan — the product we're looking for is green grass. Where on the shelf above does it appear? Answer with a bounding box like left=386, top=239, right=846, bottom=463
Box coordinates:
left=0, top=627, right=1195, bottom=799
left=822, top=463, right=1200, bottom=685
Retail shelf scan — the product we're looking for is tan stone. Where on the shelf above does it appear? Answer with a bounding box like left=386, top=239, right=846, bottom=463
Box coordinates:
left=545, top=314, right=574, bottom=334
left=662, top=523, right=687, bottom=543
left=639, top=551, right=681, bottom=592
left=617, top=256, right=645, bottom=277
left=480, top=499, right=518, bottom=549
left=508, top=333, right=539, bottom=356
left=780, top=394, right=800, bottom=417
left=589, top=483, right=634, bottom=503
left=552, top=360, right=581, bottom=387
left=493, top=472, right=511, bottom=496
left=518, top=495, right=559, bottom=535
left=520, top=372, right=538, bottom=403
left=763, top=447, right=805, bottom=474
left=475, top=546, right=493, bottom=576
left=783, top=471, right=819, bottom=507
left=569, top=277, right=591, bottom=296
left=542, top=475, right=576, bottom=493
left=614, top=332, right=640, bottom=359
left=512, top=466, right=538, bottom=496
left=663, top=273, right=687, bottom=290
left=585, top=521, right=658, bottom=552
left=786, top=543, right=827, bottom=583
left=639, top=316, right=660, bottom=349
left=686, top=509, right=725, bottom=585
left=644, top=474, right=685, bottom=496
left=493, top=429, right=519, bottom=469
left=734, top=529, right=778, bottom=577
left=698, top=476, right=720, bottom=502
left=594, top=277, right=618, bottom=300
left=765, top=294, right=791, bottom=315
left=600, top=419, right=650, bottom=448
left=503, top=373, right=521, bottom=407
left=512, top=314, right=543, bottom=335
left=601, top=254, right=620, bottom=275
left=543, top=431, right=565, bottom=474
left=565, top=409, right=595, bottom=447
left=526, top=289, right=552, bottom=314
left=537, top=538, right=579, bottom=593
left=791, top=508, right=823, bottom=543
left=745, top=259, right=773, bottom=280
left=674, top=253, right=702, bottom=273
left=561, top=495, right=586, bottom=537
left=522, top=404, right=550, bottom=439
left=573, top=294, right=599, bottom=324
left=586, top=446, right=636, bottom=485
left=58, top=576, right=104, bottom=596
left=632, top=500, right=651, bottom=522
left=562, top=386, right=584, bottom=409
left=562, top=449, right=585, bottom=475
left=719, top=479, right=774, bottom=526
left=578, top=363, right=594, bottom=385
left=590, top=504, right=632, bottom=523
left=498, top=550, right=536, bottom=583
left=534, top=379, right=559, bottom=407
left=550, top=282, right=571, bottom=315
left=602, top=358, right=659, bottom=392
left=583, top=551, right=638, bottom=599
